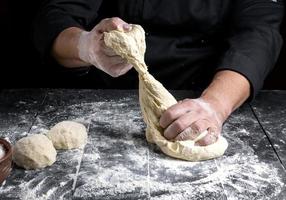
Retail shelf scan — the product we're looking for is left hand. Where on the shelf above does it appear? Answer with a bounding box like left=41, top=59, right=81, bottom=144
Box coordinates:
left=159, top=98, right=225, bottom=146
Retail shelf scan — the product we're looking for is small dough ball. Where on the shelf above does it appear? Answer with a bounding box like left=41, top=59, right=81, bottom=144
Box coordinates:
left=13, top=134, right=57, bottom=170
left=47, top=121, right=87, bottom=150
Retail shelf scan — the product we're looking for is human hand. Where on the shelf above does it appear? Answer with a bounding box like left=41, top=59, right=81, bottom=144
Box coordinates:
left=159, top=98, right=225, bottom=146
left=77, top=17, right=133, bottom=77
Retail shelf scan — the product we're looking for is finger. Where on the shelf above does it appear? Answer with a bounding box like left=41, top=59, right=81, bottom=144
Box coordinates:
left=160, top=99, right=196, bottom=128
left=96, top=53, right=126, bottom=65
left=174, top=127, right=195, bottom=141
left=191, top=119, right=211, bottom=134
left=113, top=63, right=133, bottom=76
left=95, top=52, right=129, bottom=77
left=163, top=111, right=200, bottom=140
left=175, top=119, right=209, bottom=141
left=107, top=63, right=133, bottom=77
left=196, top=127, right=219, bottom=146
left=96, top=17, right=131, bottom=33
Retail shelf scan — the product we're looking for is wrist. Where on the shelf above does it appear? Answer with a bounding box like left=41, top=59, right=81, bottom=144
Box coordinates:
left=52, top=27, right=89, bottom=67
left=200, top=89, right=232, bottom=124
left=199, top=70, right=251, bottom=123
left=77, top=30, right=92, bottom=65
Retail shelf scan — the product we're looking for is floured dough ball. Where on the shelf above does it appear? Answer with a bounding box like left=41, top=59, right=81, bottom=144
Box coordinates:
left=13, top=134, right=57, bottom=170
left=47, top=121, right=87, bottom=150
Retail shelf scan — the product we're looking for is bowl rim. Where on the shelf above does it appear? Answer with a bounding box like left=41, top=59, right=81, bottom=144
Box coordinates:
left=0, top=138, right=13, bottom=163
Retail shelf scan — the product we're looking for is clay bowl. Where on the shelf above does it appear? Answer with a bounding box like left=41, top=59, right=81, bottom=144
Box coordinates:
left=0, top=138, right=12, bottom=184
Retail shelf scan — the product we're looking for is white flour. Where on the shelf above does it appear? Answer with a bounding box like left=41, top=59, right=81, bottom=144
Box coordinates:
left=0, top=96, right=285, bottom=200
left=72, top=102, right=285, bottom=199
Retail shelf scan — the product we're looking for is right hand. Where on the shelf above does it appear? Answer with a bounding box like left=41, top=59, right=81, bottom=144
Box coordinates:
left=77, top=17, right=133, bottom=77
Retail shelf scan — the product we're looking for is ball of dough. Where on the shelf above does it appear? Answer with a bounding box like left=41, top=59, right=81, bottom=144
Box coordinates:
left=47, top=121, right=87, bottom=150
left=13, top=134, right=57, bottom=170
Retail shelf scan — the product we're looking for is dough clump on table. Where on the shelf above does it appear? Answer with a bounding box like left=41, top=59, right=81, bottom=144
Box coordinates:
left=47, top=121, right=87, bottom=150
left=13, top=134, right=56, bottom=170
left=104, top=24, right=228, bottom=161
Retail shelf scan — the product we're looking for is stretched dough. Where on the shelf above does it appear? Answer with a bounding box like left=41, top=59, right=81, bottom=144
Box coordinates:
left=104, top=25, right=228, bottom=161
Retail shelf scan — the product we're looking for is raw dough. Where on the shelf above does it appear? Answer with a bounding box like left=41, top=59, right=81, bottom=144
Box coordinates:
left=104, top=25, right=228, bottom=161
left=47, top=121, right=87, bottom=150
left=13, top=134, right=57, bottom=170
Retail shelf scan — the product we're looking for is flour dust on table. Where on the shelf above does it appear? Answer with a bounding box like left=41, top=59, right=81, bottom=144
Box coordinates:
left=1, top=90, right=286, bottom=199
left=214, top=112, right=286, bottom=200
left=72, top=97, right=149, bottom=199
left=71, top=99, right=286, bottom=199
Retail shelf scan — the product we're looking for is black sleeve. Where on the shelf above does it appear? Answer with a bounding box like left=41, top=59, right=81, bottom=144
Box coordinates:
left=33, top=0, right=103, bottom=60
left=217, top=0, right=284, bottom=100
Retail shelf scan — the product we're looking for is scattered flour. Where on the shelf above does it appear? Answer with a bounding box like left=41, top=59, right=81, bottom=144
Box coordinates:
left=1, top=94, right=285, bottom=200
left=72, top=103, right=285, bottom=200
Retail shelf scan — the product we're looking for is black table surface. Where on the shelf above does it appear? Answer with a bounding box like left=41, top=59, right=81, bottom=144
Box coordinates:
left=0, top=89, right=285, bottom=200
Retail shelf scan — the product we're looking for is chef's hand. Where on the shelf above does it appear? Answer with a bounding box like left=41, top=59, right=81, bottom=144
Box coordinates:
left=159, top=70, right=251, bottom=146
left=77, top=17, right=133, bottom=77
left=159, top=98, right=225, bottom=146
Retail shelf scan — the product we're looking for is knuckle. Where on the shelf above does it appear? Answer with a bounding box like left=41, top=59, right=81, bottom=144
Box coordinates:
left=183, top=99, right=193, bottom=107
left=99, top=17, right=121, bottom=30
left=159, top=116, right=167, bottom=128
left=182, top=98, right=191, bottom=102
left=173, top=121, right=185, bottom=132
left=110, top=17, right=121, bottom=25
left=101, top=18, right=110, bottom=23
left=163, top=110, right=174, bottom=121
left=99, top=18, right=110, bottom=27
left=191, top=123, right=202, bottom=133
left=185, top=98, right=194, bottom=103
left=103, top=18, right=110, bottom=21
left=111, top=17, right=121, bottom=21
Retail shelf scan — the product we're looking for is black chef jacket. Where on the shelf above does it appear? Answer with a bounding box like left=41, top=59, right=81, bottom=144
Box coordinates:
left=33, top=0, right=284, bottom=99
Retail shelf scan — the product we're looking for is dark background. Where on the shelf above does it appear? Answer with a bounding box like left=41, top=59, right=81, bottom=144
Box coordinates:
left=1, top=1, right=285, bottom=90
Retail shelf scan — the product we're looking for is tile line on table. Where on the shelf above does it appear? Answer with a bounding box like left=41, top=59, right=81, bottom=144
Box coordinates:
left=27, top=90, right=48, bottom=133
left=214, top=158, right=228, bottom=199
left=147, top=146, right=151, bottom=199
left=248, top=103, right=286, bottom=170
left=72, top=122, right=91, bottom=194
